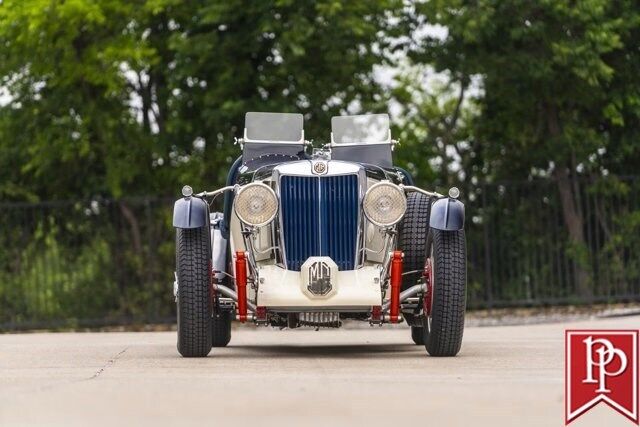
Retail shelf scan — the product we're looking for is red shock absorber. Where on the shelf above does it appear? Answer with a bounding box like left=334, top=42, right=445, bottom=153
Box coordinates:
left=235, top=251, right=248, bottom=323
left=389, top=250, right=403, bottom=323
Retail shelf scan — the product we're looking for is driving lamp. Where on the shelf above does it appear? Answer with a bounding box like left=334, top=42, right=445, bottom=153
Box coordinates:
left=363, top=182, right=407, bottom=227
left=234, top=182, right=278, bottom=227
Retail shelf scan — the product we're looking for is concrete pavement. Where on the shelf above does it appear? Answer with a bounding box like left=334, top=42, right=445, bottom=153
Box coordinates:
left=1, top=316, right=639, bottom=427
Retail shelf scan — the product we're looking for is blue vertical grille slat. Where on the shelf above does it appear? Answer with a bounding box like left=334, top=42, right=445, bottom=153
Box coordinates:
left=280, top=174, right=358, bottom=271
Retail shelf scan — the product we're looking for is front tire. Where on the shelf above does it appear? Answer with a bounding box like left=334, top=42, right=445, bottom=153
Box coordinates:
left=176, top=227, right=212, bottom=357
left=423, top=229, right=466, bottom=357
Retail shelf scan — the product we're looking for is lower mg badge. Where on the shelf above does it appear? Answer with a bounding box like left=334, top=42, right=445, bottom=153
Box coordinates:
left=301, top=257, right=338, bottom=298
left=308, top=261, right=332, bottom=296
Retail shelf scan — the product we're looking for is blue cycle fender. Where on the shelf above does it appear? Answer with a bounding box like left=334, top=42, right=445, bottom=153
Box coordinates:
left=429, top=198, right=465, bottom=231
left=173, top=197, right=209, bottom=229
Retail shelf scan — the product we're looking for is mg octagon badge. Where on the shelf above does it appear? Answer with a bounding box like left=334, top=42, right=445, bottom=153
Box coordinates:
left=301, top=257, right=338, bottom=298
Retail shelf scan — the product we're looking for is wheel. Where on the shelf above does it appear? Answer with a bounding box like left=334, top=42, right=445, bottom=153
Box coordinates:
left=423, top=229, right=466, bottom=357
left=411, top=326, right=424, bottom=345
left=397, top=192, right=433, bottom=290
left=176, top=226, right=212, bottom=357
left=211, top=309, right=232, bottom=347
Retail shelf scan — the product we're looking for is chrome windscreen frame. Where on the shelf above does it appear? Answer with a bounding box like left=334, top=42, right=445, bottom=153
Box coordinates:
left=271, top=160, right=368, bottom=271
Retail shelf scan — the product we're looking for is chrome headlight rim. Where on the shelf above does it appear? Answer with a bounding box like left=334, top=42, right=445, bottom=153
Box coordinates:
left=234, top=182, right=278, bottom=227
left=362, top=181, right=407, bottom=227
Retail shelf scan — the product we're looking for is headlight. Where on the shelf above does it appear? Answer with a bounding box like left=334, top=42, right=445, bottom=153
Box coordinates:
left=234, top=182, right=278, bottom=226
left=363, top=182, right=407, bottom=227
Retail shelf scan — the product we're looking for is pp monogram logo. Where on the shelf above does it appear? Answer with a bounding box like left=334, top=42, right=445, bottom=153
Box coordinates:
left=566, top=330, right=639, bottom=425
left=583, top=336, right=628, bottom=393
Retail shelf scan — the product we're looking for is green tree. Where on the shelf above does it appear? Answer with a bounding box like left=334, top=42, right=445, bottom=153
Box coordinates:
left=0, top=0, right=408, bottom=202
left=144, top=0, right=408, bottom=189
left=414, top=0, right=640, bottom=297
left=0, top=0, right=154, bottom=200
left=392, top=64, right=480, bottom=192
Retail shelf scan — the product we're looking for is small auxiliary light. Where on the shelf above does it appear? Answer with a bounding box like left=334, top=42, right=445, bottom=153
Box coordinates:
left=182, top=185, right=193, bottom=197
left=448, top=187, right=460, bottom=199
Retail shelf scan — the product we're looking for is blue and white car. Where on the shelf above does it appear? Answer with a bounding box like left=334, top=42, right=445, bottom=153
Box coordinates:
left=172, top=112, right=466, bottom=357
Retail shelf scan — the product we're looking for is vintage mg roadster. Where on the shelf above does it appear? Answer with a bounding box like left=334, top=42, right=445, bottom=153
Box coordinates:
left=172, top=112, right=466, bottom=357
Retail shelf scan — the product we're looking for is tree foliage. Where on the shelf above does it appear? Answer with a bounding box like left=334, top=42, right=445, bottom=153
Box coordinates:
left=0, top=0, right=407, bottom=201
left=413, top=0, right=640, bottom=178
left=409, top=0, right=640, bottom=296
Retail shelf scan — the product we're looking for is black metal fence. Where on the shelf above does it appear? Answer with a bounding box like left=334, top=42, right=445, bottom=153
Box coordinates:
left=1, top=177, right=639, bottom=330
left=465, top=177, right=640, bottom=307
left=0, top=198, right=178, bottom=330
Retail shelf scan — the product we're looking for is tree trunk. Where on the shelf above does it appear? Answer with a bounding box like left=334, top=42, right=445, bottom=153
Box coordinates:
left=546, top=104, right=591, bottom=299
left=552, top=165, right=591, bottom=299
left=119, top=201, right=143, bottom=257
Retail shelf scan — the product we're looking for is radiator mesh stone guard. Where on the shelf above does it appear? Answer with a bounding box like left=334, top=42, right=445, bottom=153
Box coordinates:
left=279, top=175, right=359, bottom=271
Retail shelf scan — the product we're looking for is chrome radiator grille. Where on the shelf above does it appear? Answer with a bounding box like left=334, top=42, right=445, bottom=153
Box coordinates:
left=279, top=175, right=359, bottom=271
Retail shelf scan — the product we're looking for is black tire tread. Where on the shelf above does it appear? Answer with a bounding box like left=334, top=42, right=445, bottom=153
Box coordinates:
left=176, top=227, right=212, bottom=357
left=425, top=229, right=466, bottom=357
left=398, top=192, right=432, bottom=290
